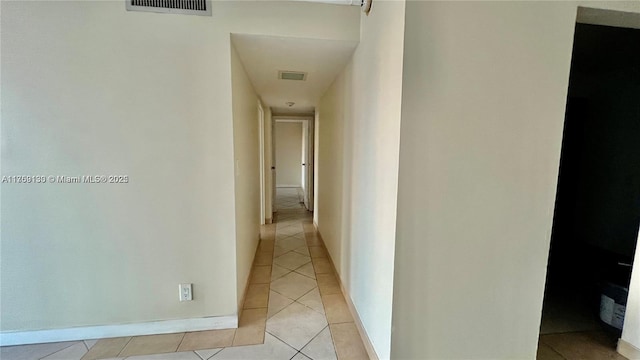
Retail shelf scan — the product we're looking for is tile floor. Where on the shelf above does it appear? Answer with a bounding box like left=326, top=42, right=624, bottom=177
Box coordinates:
left=1, top=204, right=368, bottom=360
left=274, top=188, right=305, bottom=211
left=536, top=290, right=628, bottom=359
left=537, top=331, right=627, bottom=360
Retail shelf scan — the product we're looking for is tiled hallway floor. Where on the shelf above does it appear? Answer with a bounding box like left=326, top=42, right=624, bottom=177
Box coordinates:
left=536, top=331, right=627, bottom=360
left=1, top=209, right=368, bottom=360
left=536, top=292, right=628, bottom=360
left=274, top=188, right=305, bottom=210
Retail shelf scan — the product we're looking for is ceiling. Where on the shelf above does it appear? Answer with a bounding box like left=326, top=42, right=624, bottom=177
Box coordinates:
left=231, top=33, right=358, bottom=115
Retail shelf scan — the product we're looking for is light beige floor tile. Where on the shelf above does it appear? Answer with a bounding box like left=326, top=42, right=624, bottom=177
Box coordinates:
left=194, top=348, right=222, bottom=360
left=271, top=264, right=291, bottom=281
left=271, top=272, right=317, bottom=300
left=244, top=284, right=270, bottom=309
left=41, top=342, right=87, bottom=360
left=250, top=265, right=272, bottom=284
left=308, top=246, right=328, bottom=258
left=212, top=333, right=297, bottom=360
left=233, top=308, right=267, bottom=346
left=536, top=342, right=564, bottom=360
left=298, top=288, right=325, bottom=314
left=312, top=258, right=333, bottom=274
left=268, top=290, right=295, bottom=318
left=294, top=262, right=316, bottom=279
left=273, top=245, right=290, bottom=258
left=274, top=252, right=311, bottom=271
left=266, top=302, right=328, bottom=350
left=284, top=234, right=306, bottom=241
left=239, top=308, right=268, bottom=327
left=301, top=327, right=337, bottom=360
left=258, top=239, right=275, bottom=253
left=291, top=352, right=312, bottom=360
left=177, top=329, right=235, bottom=351
left=275, top=237, right=307, bottom=252
left=293, top=246, right=310, bottom=257
left=83, top=340, right=98, bottom=349
left=81, top=337, right=131, bottom=360
left=329, top=323, right=368, bottom=360
left=276, top=220, right=298, bottom=229
left=261, top=224, right=276, bottom=236
left=260, top=227, right=275, bottom=239
left=278, top=225, right=304, bottom=236
left=316, top=273, right=341, bottom=295
left=540, top=331, right=625, bottom=360
left=1, top=341, right=79, bottom=360
left=126, top=351, right=201, bottom=360
left=322, top=294, right=353, bottom=324
left=254, top=252, right=273, bottom=266
left=275, top=222, right=295, bottom=229
left=119, top=333, right=184, bottom=357
left=276, top=219, right=295, bottom=227
left=306, top=236, right=323, bottom=246
left=275, top=234, right=294, bottom=241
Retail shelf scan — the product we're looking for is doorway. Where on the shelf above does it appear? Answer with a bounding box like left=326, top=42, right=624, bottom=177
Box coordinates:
left=271, top=116, right=315, bottom=214
left=537, top=19, right=640, bottom=359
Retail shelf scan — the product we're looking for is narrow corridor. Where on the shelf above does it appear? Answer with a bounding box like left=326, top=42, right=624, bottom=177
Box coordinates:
left=1, top=208, right=368, bottom=360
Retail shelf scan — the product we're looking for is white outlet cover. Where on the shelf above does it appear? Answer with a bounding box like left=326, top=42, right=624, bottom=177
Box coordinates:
left=179, top=283, right=193, bottom=301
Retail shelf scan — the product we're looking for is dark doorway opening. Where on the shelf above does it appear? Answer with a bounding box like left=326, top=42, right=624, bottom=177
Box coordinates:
left=538, top=23, right=640, bottom=359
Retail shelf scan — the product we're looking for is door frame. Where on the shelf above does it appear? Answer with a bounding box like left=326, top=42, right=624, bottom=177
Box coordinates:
left=538, top=8, right=640, bottom=359
left=271, top=115, right=315, bottom=212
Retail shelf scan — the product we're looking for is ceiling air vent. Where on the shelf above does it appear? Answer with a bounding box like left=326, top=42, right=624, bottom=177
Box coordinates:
left=126, top=0, right=212, bottom=16
left=278, top=71, right=307, bottom=81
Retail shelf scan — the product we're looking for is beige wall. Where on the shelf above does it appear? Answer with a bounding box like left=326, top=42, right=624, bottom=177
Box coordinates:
left=317, top=71, right=348, bottom=284
left=230, top=44, right=261, bottom=311
left=0, top=0, right=360, bottom=336
left=391, top=1, right=640, bottom=359
left=316, top=1, right=406, bottom=357
left=275, top=122, right=303, bottom=187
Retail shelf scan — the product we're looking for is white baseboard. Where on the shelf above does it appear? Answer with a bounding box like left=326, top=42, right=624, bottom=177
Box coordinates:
left=338, top=278, right=380, bottom=360
left=618, top=339, right=640, bottom=360
left=0, top=315, right=238, bottom=346
left=276, top=185, right=301, bottom=188
left=315, top=230, right=380, bottom=360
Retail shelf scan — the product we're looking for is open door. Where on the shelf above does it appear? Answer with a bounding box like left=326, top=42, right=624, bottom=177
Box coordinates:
left=271, top=114, right=277, bottom=216
left=304, top=117, right=314, bottom=212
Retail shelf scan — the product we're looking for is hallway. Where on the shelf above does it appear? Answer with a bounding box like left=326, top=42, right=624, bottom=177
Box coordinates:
left=0, top=209, right=368, bottom=360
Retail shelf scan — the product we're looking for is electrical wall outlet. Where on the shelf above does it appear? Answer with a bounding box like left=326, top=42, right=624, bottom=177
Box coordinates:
left=179, top=283, right=193, bottom=301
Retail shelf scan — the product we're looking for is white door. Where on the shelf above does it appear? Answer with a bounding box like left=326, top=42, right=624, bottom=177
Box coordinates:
left=302, top=121, right=308, bottom=209
left=271, top=116, right=277, bottom=214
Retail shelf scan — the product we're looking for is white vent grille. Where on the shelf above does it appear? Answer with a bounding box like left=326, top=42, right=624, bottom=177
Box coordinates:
left=278, top=71, right=307, bottom=81
left=126, top=0, right=212, bottom=16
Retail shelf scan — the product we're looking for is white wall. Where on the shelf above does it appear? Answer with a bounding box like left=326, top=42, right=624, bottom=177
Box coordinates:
left=391, top=1, right=640, bottom=359
left=275, top=122, right=303, bottom=187
left=230, top=44, right=261, bottom=311
left=622, top=235, right=640, bottom=355
left=316, top=1, right=406, bottom=357
left=0, top=0, right=360, bottom=337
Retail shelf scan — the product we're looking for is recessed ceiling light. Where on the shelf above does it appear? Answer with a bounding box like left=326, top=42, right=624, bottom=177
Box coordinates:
left=278, top=71, right=307, bottom=81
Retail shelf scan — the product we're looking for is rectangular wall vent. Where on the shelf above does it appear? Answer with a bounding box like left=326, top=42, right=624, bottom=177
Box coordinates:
left=278, top=71, right=307, bottom=81
left=126, top=0, right=212, bottom=16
